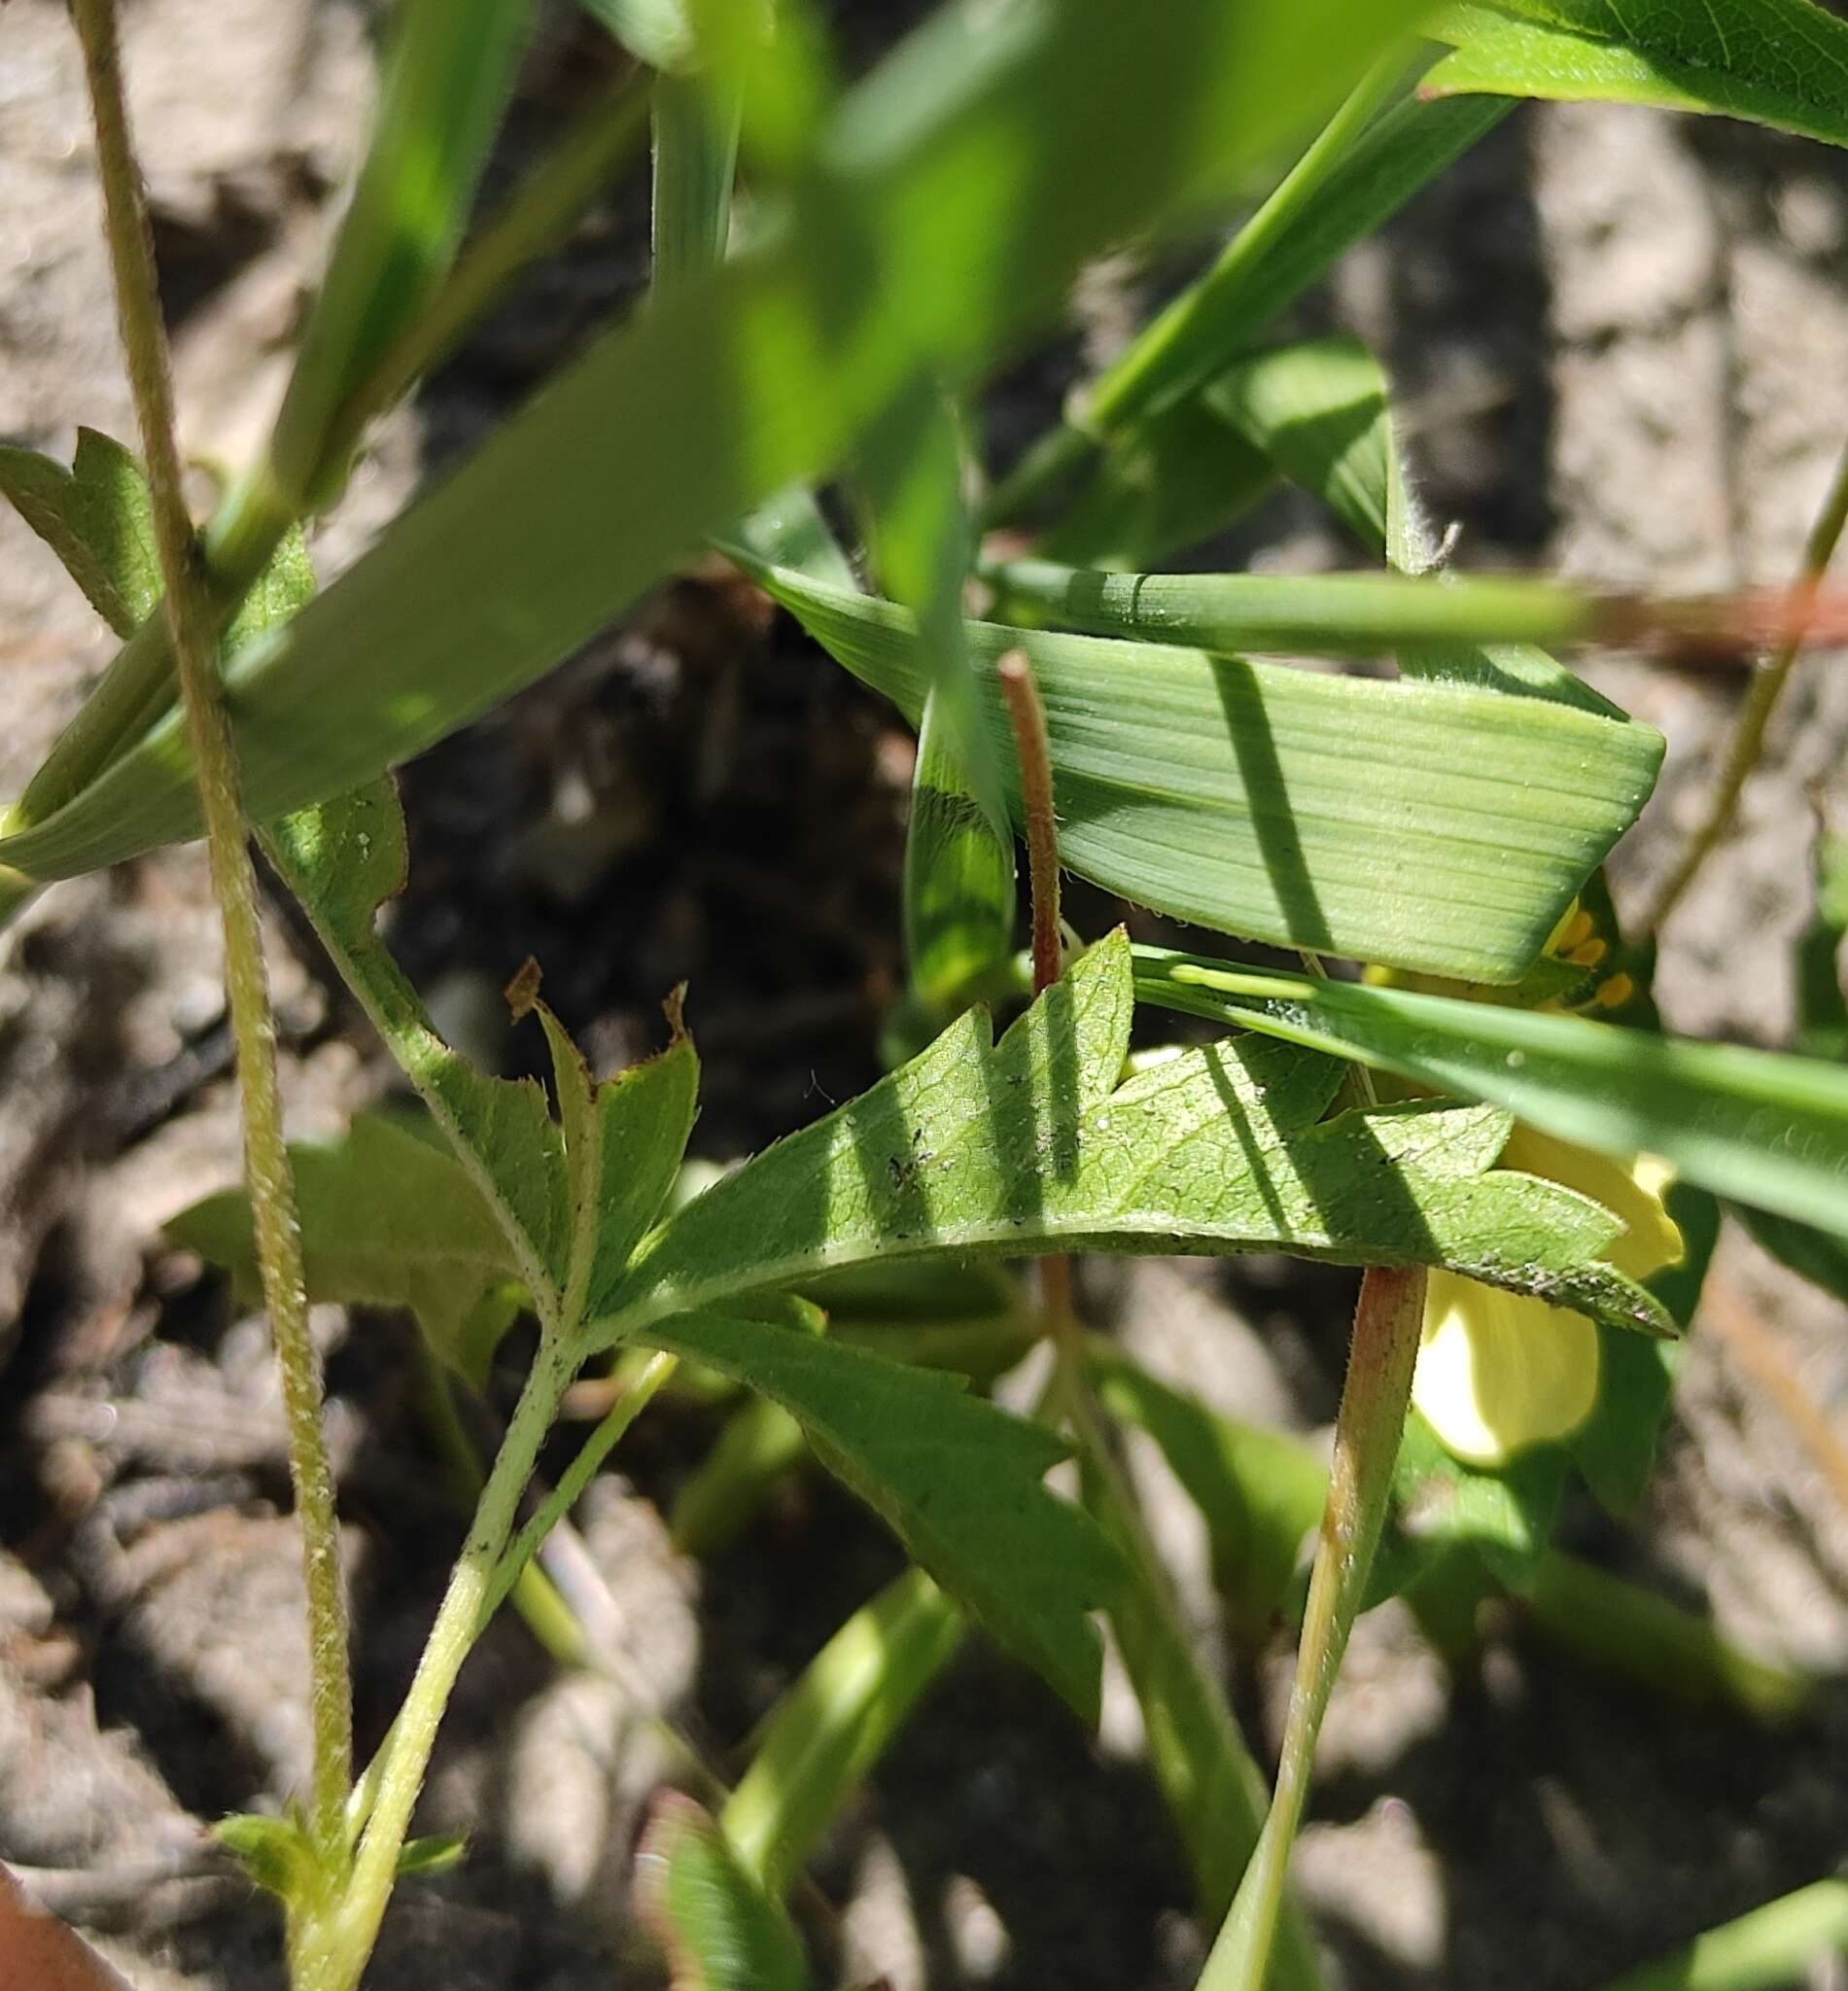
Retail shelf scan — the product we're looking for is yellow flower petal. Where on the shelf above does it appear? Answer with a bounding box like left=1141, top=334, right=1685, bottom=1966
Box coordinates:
left=1412, top=1273, right=1602, bottom=1466
left=1496, top=1129, right=1683, bottom=1281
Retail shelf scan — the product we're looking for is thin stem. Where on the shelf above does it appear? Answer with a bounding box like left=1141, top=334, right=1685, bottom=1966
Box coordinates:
left=1647, top=432, right=1848, bottom=936
left=306, top=1338, right=577, bottom=1991
left=996, top=649, right=1063, bottom=995
left=69, top=0, right=353, bottom=1869
left=1200, top=1264, right=1426, bottom=1991
left=409, top=1338, right=593, bottom=1670
left=479, top=1347, right=678, bottom=1631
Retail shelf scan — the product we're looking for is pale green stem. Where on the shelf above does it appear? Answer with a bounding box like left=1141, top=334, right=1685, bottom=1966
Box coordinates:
left=478, top=1347, right=678, bottom=1630
left=1199, top=1264, right=1426, bottom=1991
left=409, top=1338, right=593, bottom=1670
left=69, top=0, right=353, bottom=1869
left=299, top=1337, right=577, bottom=1991
left=1648, top=432, right=1848, bottom=936
left=983, top=43, right=1409, bottom=528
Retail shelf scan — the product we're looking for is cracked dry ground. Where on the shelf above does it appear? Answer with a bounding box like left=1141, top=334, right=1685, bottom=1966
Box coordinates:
left=3, top=4, right=1848, bottom=1987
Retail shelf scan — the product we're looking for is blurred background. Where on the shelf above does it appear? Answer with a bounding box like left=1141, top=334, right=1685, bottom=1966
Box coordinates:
left=2, top=3, right=1847, bottom=1985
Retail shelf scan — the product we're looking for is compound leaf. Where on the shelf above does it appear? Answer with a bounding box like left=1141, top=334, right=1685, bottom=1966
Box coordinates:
left=640, top=1308, right=1118, bottom=1721
left=167, top=1112, right=523, bottom=1380
left=603, top=931, right=1671, bottom=1342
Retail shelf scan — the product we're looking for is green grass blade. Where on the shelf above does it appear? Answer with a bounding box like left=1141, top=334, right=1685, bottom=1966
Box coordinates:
left=0, top=0, right=1424, bottom=891
left=651, top=68, right=741, bottom=297
left=721, top=1568, right=965, bottom=1898
left=729, top=559, right=1659, bottom=981
left=232, top=0, right=540, bottom=524
left=981, top=559, right=1603, bottom=659
left=1135, top=949, right=1848, bottom=1238
left=1591, top=1879, right=1848, bottom=1991
left=984, top=75, right=1507, bottom=527
left=1427, top=0, right=1848, bottom=149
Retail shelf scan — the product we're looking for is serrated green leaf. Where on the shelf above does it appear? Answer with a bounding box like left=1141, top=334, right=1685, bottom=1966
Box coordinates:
left=722, top=1567, right=964, bottom=1897
left=1137, top=947, right=1848, bottom=1244
left=166, top=1112, right=522, bottom=1376
left=637, top=1793, right=810, bottom=1991
left=603, top=932, right=1669, bottom=1341
left=736, top=556, right=1658, bottom=981
left=0, top=428, right=159, bottom=638
left=1427, top=0, right=1848, bottom=150
left=637, top=1308, right=1118, bottom=1720
left=0, top=0, right=1423, bottom=890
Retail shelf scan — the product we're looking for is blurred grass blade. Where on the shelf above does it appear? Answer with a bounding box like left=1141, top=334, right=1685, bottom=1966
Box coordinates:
left=637, top=1793, right=811, bottom=1991
left=1035, top=398, right=1274, bottom=572
left=227, top=0, right=540, bottom=528
left=1426, top=1, right=1848, bottom=149
left=669, top=1394, right=807, bottom=1557
left=985, top=76, right=1509, bottom=528
left=0, top=0, right=546, bottom=895
left=862, top=382, right=1017, bottom=1009
left=652, top=68, right=741, bottom=296
left=723, top=558, right=1658, bottom=981
left=646, top=26, right=853, bottom=591
left=0, top=0, right=1427, bottom=894
left=1135, top=948, right=1848, bottom=1237
left=1080, top=45, right=1412, bottom=440
left=721, top=1568, right=964, bottom=1897
left=581, top=0, right=691, bottom=71
left=1592, top=1878, right=1848, bottom=1991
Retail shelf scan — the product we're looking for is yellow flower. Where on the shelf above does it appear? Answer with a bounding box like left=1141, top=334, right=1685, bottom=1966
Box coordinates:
left=1411, top=1130, right=1684, bottom=1466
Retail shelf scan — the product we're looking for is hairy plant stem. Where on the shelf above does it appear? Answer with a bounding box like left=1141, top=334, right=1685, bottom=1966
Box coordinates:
left=1200, top=1263, right=1426, bottom=1991
left=1647, top=432, right=1848, bottom=937
left=69, top=0, right=354, bottom=1871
